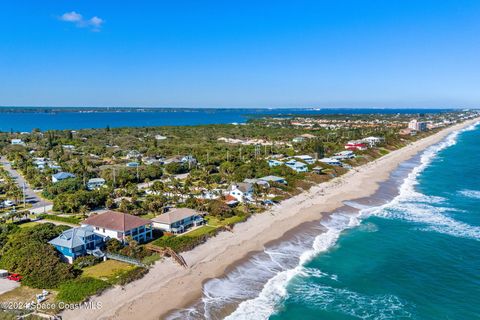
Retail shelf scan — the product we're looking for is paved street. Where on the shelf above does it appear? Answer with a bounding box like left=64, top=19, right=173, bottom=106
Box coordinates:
left=0, top=157, right=52, bottom=210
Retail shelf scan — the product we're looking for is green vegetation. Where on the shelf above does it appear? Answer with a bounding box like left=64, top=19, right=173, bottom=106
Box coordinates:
left=57, top=277, right=110, bottom=303
left=82, top=260, right=135, bottom=283
left=0, top=223, right=74, bottom=288
left=38, top=214, right=81, bottom=225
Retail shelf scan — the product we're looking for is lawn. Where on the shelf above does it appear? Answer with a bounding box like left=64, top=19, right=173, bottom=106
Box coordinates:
left=82, top=260, right=135, bottom=283
left=17, top=221, right=40, bottom=229
left=185, top=225, right=217, bottom=237
left=206, top=214, right=246, bottom=227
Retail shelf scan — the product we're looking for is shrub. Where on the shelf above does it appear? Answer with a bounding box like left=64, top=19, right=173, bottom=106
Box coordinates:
left=57, top=277, right=110, bottom=303
left=116, top=267, right=149, bottom=286
left=38, top=214, right=81, bottom=225
left=0, top=223, right=75, bottom=288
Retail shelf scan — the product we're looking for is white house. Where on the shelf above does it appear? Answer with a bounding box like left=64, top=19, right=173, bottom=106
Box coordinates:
left=362, top=136, right=385, bottom=147
left=333, top=150, right=355, bottom=160
left=294, top=155, right=315, bottom=164
left=268, top=159, right=283, bottom=167
left=87, top=178, right=106, bottom=190
left=52, top=172, right=76, bottom=183
left=319, top=158, right=342, bottom=166
left=151, top=208, right=204, bottom=234
left=285, top=160, right=308, bottom=172
left=126, top=150, right=142, bottom=159
left=11, top=139, right=25, bottom=146
left=229, top=182, right=254, bottom=202
left=259, top=175, right=287, bottom=185
left=292, top=136, right=305, bottom=143
left=81, top=211, right=153, bottom=243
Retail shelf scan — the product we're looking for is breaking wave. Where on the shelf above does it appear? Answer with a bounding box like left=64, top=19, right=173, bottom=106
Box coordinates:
left=458, top=189, right=480, bottom=200
left=362, top=121, right=480, bottom=241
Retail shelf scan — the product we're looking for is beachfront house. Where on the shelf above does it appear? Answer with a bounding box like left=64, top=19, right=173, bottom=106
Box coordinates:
left=82, top=211, right=153, bottom=243
left=229, top=182, right=254, bottom=202
left=48, top=226, right=105, bottom=263
left=333, top=151, right=355, bottom=160
left=151, top=208, right=204, bottom=234
left=319, top=158, right=342, bottom=166
left=267, top=159, right=284, bottom=167
left=313, top=166, right=324, bottom=174
left=345, top=141, right=367, bottom=151
left=259, top=175, right=287, bottom=185
left=294, top=155, right=315, bottom=164
left=87, top=178, right=106, bottom=190
left=361, top=136, right=385, bottom=147
left=52, top=172, right=76, bottom=183
left=285, top=160, right=308, bottom=173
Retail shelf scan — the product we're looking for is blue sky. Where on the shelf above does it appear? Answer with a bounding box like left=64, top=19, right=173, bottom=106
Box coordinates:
left=1, top=0, right=479, bottom=108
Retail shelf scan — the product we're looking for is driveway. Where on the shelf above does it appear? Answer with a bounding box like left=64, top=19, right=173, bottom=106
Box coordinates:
left=0, top=157, right=52, bottom=210
left=0, top=278, right=20, bottom=295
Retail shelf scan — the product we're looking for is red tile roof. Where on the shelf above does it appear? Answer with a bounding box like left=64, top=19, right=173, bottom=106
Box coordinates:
left=83, top=211, right=151, bottom=232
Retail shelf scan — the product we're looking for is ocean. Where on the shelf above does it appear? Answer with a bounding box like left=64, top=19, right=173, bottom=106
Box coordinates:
left=170, top=122, right=480, bottom=319
left=0, top=107, right=450, bottom=131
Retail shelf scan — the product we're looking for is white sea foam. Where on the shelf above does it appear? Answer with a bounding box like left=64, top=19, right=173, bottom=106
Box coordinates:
left=224, top=213, right=360, bottom=320
left=290, top=282, right=412, bottom=319
left=362, top=121, right=480, bottom=241
left=225, top=121, right=479, bottom=320
left=458, top=189, right=480, bottom=199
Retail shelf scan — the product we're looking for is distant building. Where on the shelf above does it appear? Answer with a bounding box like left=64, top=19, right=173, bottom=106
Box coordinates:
left=11, top=139, right=25, bottom=146
left=399, top=128, right=417, bottom=136
left=87, top=178, right=106, bottom=190
left=126, top=162, right=139, bottom=167
left=333, top=150, right=355, bottom=160
left=52, top=172, right=76, bottom=183
left=285, top=159, right=309, bottom=173
left=345, top=141, right=367, bottom=151
left=126, top=150, right=142, bottom=160
left=151, top=208, right=204, bottom=234
left=319, top=158, right=342, bottom=166
left=294, top=155, right=315, bottom=164
left=229, top=182, right=254, bottom=202
left=408, top=119, right=427, bottom=132
left=259, top=175, right=287, bottom=185
left=267, top=159, right=283, bottom=167
left=361, top=136, right=384, bottom=147
left=292, top=136, right=305, bottom=143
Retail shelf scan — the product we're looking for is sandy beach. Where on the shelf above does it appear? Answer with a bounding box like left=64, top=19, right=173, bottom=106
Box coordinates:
left=62, top=118, right=479, bottom=320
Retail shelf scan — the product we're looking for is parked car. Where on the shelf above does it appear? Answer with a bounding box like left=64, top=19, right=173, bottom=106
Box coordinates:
left=7, top=273, right=22, bottom=282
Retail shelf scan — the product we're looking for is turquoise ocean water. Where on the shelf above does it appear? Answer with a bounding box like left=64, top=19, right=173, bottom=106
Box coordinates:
left=172, top=122, right=480, bottom=320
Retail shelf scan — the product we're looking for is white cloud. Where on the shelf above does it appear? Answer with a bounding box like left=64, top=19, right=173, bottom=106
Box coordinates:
left=60, top=11, right=83, bottom=22
left=59, top=11, right=104, bottom=31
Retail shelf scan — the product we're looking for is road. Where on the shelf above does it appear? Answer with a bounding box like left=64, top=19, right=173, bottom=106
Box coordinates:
left=0, top=157, right=52, bottom=210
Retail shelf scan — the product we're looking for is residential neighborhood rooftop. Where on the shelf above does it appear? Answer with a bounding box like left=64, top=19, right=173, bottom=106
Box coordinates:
left=82, top=211, right=151, bottom=232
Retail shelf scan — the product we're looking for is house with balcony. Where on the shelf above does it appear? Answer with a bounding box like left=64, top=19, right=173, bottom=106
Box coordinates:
left=48, top=226, right=105, bottom=263
left=151, top=208, right=204, bottom=234
left=81, top=211, right=153, bottom=243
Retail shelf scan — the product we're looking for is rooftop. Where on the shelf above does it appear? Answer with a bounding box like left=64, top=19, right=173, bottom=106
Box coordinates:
left=151, top=208, right=201, bottom=225
left=82, top=211, right=151, bottom=232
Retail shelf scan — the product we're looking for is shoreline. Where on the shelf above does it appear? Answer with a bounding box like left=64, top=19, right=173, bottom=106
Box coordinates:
left=63, top=118, right=479, bottom=320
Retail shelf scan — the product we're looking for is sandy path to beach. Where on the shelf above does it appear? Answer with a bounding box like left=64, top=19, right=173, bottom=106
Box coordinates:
left=63, top=118, right=478, bottom=320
